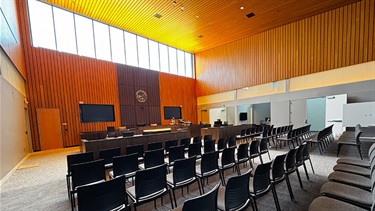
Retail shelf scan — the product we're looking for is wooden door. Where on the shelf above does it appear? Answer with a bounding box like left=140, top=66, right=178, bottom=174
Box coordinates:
left=201, top=110, right=209, bottom=124
left=37, top=108, right=63, bottom=150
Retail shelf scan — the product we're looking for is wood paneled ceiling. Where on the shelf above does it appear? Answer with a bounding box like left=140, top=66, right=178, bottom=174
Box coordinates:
left=45, top=0, right=361, bottom=53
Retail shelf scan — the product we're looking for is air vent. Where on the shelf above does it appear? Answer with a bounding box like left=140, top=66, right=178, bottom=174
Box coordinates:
left=246, top=12, right=255, bottom=18
left=154, top=13, right=162, bottom=19
left=198, top=35, right=204, bottom=38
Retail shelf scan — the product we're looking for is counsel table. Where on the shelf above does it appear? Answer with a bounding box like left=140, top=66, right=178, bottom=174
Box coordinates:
left=81, top=130, right=190, bottom=159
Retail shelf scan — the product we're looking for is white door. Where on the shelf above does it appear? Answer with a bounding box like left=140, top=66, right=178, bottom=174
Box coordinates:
left=290, top=99, right=307, bottom=128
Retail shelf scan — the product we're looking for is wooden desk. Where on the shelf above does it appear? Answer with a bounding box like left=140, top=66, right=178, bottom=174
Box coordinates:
left=201, top=125, right=252, bottom=141
left=81, top=130, right=189, bottom=159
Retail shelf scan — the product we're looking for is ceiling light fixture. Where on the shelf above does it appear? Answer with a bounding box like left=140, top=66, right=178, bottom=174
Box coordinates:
left=154, top=13, right=162, bottom=19
left=240, top=6, right=244, bottom=10
left=196, top=15, right=199, bottom=18
left=198, top=35, right=204, bottom=38
left=180, top=5, right=184, bottom=11
left=173, top=1, right=177, bottom=6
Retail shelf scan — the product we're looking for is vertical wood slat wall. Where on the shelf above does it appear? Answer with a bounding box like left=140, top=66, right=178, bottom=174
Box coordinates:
left=159, top=73, right=198, bottom=125
left=195, top=0, right=375, bottom=97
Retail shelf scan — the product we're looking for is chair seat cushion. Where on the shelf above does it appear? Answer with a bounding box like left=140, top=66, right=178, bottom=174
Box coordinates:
left=336, top=158, right=370, bottom=168
left=320, top=182, right=372, bottom=208
left=328, top=171, right=371, bottom=190
left=217, top=185, right=226, bottom=210
left=333, top=164, right=370, bottom=177
left=308, top=196, right=367, bottom=211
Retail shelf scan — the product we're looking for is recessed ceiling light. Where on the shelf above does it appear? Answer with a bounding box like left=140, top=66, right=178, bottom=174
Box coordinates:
left=240, top=6, right=244, bottom=10
left=196, top=15, right=199, bottom=18
left=154, top=13, right=162, bottom=19
left=198, top=35, right=204, bottom=38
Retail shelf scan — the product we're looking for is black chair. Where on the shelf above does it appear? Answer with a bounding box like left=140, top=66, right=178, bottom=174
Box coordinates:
left=165, top=139, right=178, bottom=154
left=70, top=159, right=106, bottom=209
left=284, top=148, right=303, bottom=199
left=217, top=169, right=251, bottom=211
left=66, top=152, right=94, bottom=198
left=77, top=175, right=128, bottom=211
left=167, top=145, right=185, bottom=172
left=204, top=140, right=215, bottom=153
left=140, top=148, right=165, bottom=169
left=107, top=126, right=117, bottom=138
left=167, top=156, right=202, bottom=207
left=249, top=162, right=277, bottom=211
left=203, top=134, right=212, bottom=142
left=218, top=147, right=238, bottom=185
left=148, top=141, right=163, bottom=151
left=236, top=143, right=250, bottom=174
left=109, top=153, right=139, bottom=185
left=196, top=151, right=220, bottom=192
left=126, top=144, right=144, bottom=162
left=249, top=140, right=261, bottom=166
left=180, top=138, right=191, bottom=152
left=270, top=153, right=288, bottom=211
left=259, top=137, right=271, bottom=163
left=337, top=130, right=363, bottom=159
left=227, top=136, right=236, bottom=148
left=126, top=163, right=173, bottom=211
left=188, top=142, right=202, bottom=159
left=99, top=147, right=121, bottom=169
left=295, top=143, right=310, bottom=181
left=303, top=141, right=315, bottom=174
left=193, top=136, right=202, bottom=144
left=172, top=183, right=220, bottom=211
left=217, top=138, right=226, bottom=152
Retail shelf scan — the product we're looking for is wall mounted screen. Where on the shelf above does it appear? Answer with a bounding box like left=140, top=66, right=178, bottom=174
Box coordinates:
left=239, top=112, right=247, bottom=121
left=164, top=106, right=182, bottom=120
left=80, top=104, right=115, bottom=122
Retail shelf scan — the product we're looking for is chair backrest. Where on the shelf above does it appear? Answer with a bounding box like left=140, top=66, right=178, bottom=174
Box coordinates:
left=252, top=162, right=272, bottom=194
left=302, top=142, right=311, bottom=159
left=249, top=140, right=260, bottom=155
left=193, top=136, right=202, bottom=143
left=144, top=148, right=165, bottom=169
left=271, top=154, right=287, bottom=181
left=107, top=126, right=117, bottom=137
left=285, top=148, right=297, bottom=172
left=168, top=145, right=185, bottom=164
left=172, top=156, right=197, bottom=184
left=165, top=139, right=178, bottom=153
left=126, top=144, right=144, bottom=158
left=77, top=175, right=127, bottom=211
left=259, top=138, right=268, bottom=152
left=180, top=138, right=191, bottom=149
left=203, top=134, right=212, bottom=142
left=246, top=128, right=251, bottom=136
left=188, top=142, right=202, bottom=158
left=296, top=144, right=306, bottom=164
left=225, top=169, right=251, bottom=210
left=99, top=147, right=121, bottom=165
left=201, top=151, right=219, bottom=174
left=227, top=136, right=236, bottom=148
left=237, top=143, right=249, bottom=161
left=355, top=130, right=363, bottom=146
left=147, top=141, right=163, bottom=151
left=112, top=153, right=139, bottom=177
left=240, top=129, right=246, bottom=137
left=67, top=152, right=94, bottom=174
left=135, top=163, right=167, bottom=200
left=217, top=138, right=227, bottom=151
left=71, top=159, right=106, bottom=189
left=182, top=183, right=220, bottom=211
left=221, top=147, right=236, bottom=166
left=204, top=140, right=215, bottom=153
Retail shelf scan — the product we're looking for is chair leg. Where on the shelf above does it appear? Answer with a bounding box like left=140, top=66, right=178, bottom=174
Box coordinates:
left=267, top=151, right=271, bottom=160
left=169, top=189, right=174, bottom=209
left=259, top=155, right=263, bottom=164
left=172, top=189, right=177, bottom=208
left=295, top=168, right=304, bottom=189
left=271, top=184, right=281, bottom=211
left=285, top=174, right=295, bottom=202
left=302, top=162, right=310, bottom=181
left=308, top=158, right=315, bottom=174
left=252, top=196, right=258, bottom=211
left=197, top=179, right=203, bottom=195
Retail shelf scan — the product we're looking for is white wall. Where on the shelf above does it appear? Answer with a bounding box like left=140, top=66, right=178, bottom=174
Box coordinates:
left=325, top=94, right=347, bottom=137
left=271, top=100, right=290, bottom=127
left=209, top=108, right=226, bottom=126
left=253, top=103, right=270, bottom=125
left=0, top=50, right=30, bottom=180
left=226, top=106, right=235, bottom=125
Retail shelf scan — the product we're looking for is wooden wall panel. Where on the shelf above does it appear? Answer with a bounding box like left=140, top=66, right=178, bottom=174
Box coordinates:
left=195, top=0, right=375, bottom=96
left=159, top=73, right=197, bottom=125
left=1, top=0, right=26, bottom=78
left=17, top=0, right=120, bottom=150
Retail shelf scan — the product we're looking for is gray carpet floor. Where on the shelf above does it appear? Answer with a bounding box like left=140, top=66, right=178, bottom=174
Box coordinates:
left=0, top=139, right=372, bottom=211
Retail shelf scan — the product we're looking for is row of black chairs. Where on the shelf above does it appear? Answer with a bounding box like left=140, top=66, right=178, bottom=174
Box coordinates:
left=336, top=124, right=364, bottom=159
left=305, top=125, right=334, bottom=155
left=276, top=125, right=312, bottom=149
left=309, top=143, right=375, bottom=210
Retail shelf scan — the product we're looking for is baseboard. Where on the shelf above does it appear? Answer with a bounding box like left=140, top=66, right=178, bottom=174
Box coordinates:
left=0, top=153, right=30, bottom=186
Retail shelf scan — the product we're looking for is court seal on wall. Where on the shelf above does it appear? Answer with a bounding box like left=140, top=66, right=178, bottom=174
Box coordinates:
left=135, top=90, right=148, bottom=103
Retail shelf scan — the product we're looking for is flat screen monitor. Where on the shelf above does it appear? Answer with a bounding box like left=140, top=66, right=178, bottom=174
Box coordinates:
left=164, top=106, right=182, bottom=120
left=80, top=104, right=115, bottom=123
left=239, top=112, right=247, bottom=121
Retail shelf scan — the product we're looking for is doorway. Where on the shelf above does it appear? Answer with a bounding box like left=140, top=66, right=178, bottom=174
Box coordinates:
left=37, top=108, right=63, bottom=150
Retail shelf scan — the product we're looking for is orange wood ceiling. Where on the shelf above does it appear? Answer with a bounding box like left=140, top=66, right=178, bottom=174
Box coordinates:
left=44, top=0, right=361, bottom=53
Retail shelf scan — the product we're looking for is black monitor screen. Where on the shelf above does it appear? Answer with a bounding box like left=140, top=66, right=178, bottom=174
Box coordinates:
left=164, top=106, right=182, bottom=120
left=239, top=112, right=247, bottom=121
left=80, top=104, right=115, bottom=123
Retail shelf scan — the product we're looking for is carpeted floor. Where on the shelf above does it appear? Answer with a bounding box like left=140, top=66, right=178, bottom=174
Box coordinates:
left=0, top=139, right=371, bottom=211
